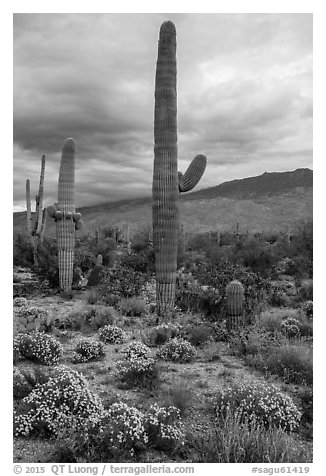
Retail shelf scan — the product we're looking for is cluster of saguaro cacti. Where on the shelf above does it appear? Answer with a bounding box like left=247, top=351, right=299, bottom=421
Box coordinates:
left=152, top=21, right=207, bottom=316
left=226, top=280, right=245, bottom=331
left=26, top=154, right=47, bottom=265
left=47, top=138, right=83, bottom=292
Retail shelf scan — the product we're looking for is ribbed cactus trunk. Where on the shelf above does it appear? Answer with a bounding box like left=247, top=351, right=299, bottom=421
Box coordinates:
left=57, top=138, right=76, bottom=292
left=36, top=155, right=46, bottom=235
left=153, top=21, right=179, bottom=316
left=226, top=280, right=245, bottom=332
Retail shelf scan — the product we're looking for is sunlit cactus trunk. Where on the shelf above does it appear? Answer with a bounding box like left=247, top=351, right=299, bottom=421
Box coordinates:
left=56, top=138, right=76, bottom=292
left=152, top=21, right=179, bottom=316
left=152, top=21, right=207, bottom=317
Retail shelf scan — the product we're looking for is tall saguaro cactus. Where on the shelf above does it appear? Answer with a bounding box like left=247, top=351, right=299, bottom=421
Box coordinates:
left=47, top=138, right=83, bottom=292
left=25, top=154, right=47, bottom=265
left=152, top=21, right=207, bottom=316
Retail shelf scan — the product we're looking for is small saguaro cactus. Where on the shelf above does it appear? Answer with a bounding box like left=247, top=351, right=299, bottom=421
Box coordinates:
left=226, top=280, right=245, bottom=332
left=47, top=138, right=84, bottom=292
left=25, top=154, right=47, bottom=265
left=152, top=21, right=207, bottom=317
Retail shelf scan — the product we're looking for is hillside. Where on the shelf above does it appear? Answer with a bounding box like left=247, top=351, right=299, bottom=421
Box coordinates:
left=13, top=168, right=313, bottom=237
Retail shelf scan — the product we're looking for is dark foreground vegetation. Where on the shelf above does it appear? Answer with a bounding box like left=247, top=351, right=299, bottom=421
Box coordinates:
left=13, top=220, right=313, bottom=463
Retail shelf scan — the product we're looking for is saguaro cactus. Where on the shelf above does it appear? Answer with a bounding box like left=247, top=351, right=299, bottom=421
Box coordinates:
left=25, top=154, right=47, bottom=265
left=47, top=138, right=83, bottom=292
left=152, top=21, right=207, bottom=316
left=226, top=280, right=245, bottom=331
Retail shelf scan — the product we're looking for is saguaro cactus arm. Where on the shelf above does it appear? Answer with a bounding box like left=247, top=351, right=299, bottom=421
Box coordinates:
left=178, top=154, right=207, bottom=193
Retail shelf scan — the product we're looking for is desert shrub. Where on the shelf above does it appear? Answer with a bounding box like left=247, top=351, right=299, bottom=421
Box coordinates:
left=233, top=238, right=276, bottom=276
left=268, top=282, right=293, bottom=307
left=119, top=252, right=155, bottom=274
left=280, top=317, right=301, bottom=338
left=176, top=272, right=222, bottom=318
left=246, top=344, right=313, bottom=386
left=13, top=367, right=34, bottom=400
left=98, top=325, right=126, bottom=344
left=54, top=402, right=184, bottom=462
left=72, top=339, right=105, bottom=363
left=87, top=265, right=105, bottom=287
left=83, top=306, right=118, bottom=330
left=52, top=311, right=83, bottom=332
left=73, top=245, right=95, bottom=273
left=33, top=238, right=59, bottom=288
left=144, top=404, right=185, bottom=452
left=13, top=297, right=29, bottom=308
left=185, top=410, right=312, bottom=463
left=121, top=341, right=151, bottom=361
left=302, top=300, right=313, bottom=319
left=14, top=366, right=104, bottom=438
left=215, top=382, right=301, bottom=432
left=118, top=297, right=147, bottom=317
left=13, top=332, right=63, bottom=366
left=298, top=280, right=313, bottom=301
left=293, top=387, right=313, bottom=440
left=157, top=338, right=197, bottom=363
left=116, top=355, right=159, bottom=388
left=13, top=233, right=34, bottom=267
left=98, top=266, right=150, bottom=299
left=141, top=323, right=181, bottom=347
left=187, top=324, right=212, bottom=347
left=162, top=383, right=194, bottom=416
left=87, top=290, right=100, bottom=305
left=188, top=261, right=270, bottom=320
left=95, top=239, right=117, bottom=267
left=13, top=273, right=23, bottom=283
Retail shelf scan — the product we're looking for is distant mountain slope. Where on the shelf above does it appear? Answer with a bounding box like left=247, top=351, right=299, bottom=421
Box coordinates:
left=187, top=168, right=313, bottom=200
left=13, top=168, right=313, bottom=236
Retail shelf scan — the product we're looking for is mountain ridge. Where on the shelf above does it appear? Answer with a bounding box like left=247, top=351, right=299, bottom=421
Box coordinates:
left=13, top=168, right=313, bottom=235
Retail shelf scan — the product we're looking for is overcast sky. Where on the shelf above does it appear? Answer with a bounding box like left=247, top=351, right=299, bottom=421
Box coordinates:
left=13, top=13, right=312, bottom=211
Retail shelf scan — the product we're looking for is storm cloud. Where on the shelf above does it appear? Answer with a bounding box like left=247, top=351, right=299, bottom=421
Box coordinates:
left=13, top=13, right=312, bottom=211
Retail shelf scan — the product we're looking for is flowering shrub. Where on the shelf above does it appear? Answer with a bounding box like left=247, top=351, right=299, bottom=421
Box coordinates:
left=72, top=339, right=105, bottom=363
left=54, top=402, right=184, bottom=461
left=13, top=297, right=29, bottom=308
left=116, top=355, right=159, bottom=388
left=102, top=403, right=148, bottom=456
left=215, top=382, right=301, bottom=432
left=14, top=366, right=105, bottom=438
left=121, top=341, right=151, bottom=360
left=280, top=318, right=301, bottom=338
left=144, top=404, right=185, bottom=451
left=98, top=325, right=126, bottom=344
left=157, top=338, right=197, bottom=363
left=13, top=367, right=33, bottom=400
left=13, top=332, right=62, bottom=366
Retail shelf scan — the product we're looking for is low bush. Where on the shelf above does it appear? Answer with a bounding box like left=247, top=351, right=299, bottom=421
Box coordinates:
left=98, top=325, right=126, bottom=344
left=14, top=366, right=104, bottom=438
left=144, top=404, right=185, bottom=452
left=118, top=297, right=147, bottom=317
left=83, top=306, right=118, bottom=330
left=215, top=382, right=301, bottom=432
left=13, top=332, right=63, bottom=366
left=72, top=339, right=105, bottom=363
left=141, top=323, right=181, bottom=347
left=13, top=367, right=34, bottom=400
left=121, top=341, right=151, bottom=361
left=185, top=410, right=312, bottom=463
left=293, top=387, right=313, bottom=440
left=116, top=353, right=159, bottom=389
left=157, top=338, right=197, bottom=363
left=54, top=402, right=184, bottom=462
left=162, top=382, right=194, bottom=416
left=302, top=300, right=313, bottom=319
left=187, top=324, right=212, bottom=347
left=246, top=344, right=313, bottom=386
left=280, top=317, right=302, bottom=339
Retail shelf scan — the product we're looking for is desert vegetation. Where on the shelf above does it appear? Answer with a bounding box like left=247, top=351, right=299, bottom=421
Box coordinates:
left=13, top=20, right=313, bottom=464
